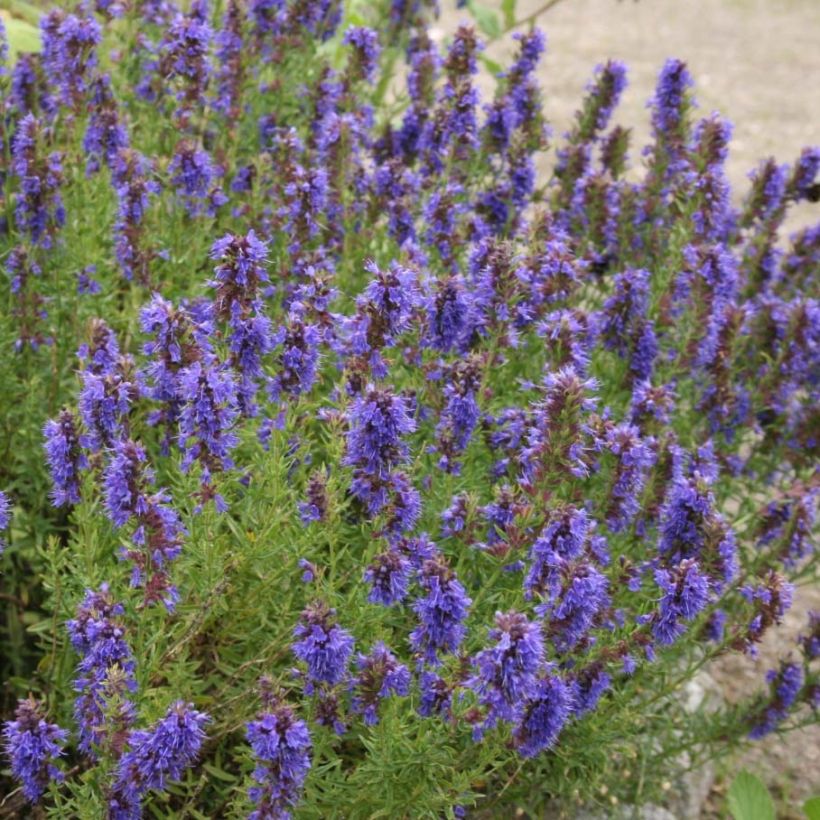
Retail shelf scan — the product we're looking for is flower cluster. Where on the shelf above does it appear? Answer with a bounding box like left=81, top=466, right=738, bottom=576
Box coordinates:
left=103, top=439, right=185, bottom=609
left=111, top=149, right=160, bottom=284
left=1, top=3, right=818, bottom=817
left=109, top=702, right=209, bottom=818
left=246, top=683, right=312, bottom=820
left=11, top=114, right=65, bottom=248
left=468, top=611, right=544, bottom=735
left=2, top=698, right=67, bottom=803
left=66, top=585, right=136, bottom=756
left=292, top=602, right=355, bottom=687
left=0, top=491, right=10, bottom=553
left=350, top=642, right=411, bottom=724
left=411, top=555, right=472, bottom=665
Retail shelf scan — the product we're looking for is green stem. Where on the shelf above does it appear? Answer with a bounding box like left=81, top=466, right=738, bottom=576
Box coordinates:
left=495, top=0, right=570, bottom=41
left=373, top=46, right=401, bottom=109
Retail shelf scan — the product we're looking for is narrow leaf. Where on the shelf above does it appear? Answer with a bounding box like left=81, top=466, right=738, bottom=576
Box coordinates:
left=501, top=0, right=516, bottom=29
left=467, top=0, right=501, bottom=39
left=478, top=53, right=504, bottom=77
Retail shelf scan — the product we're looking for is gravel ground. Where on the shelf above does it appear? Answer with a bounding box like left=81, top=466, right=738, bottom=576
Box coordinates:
left=706, top=581, right=820, bottom=817
left=432, top=1, right=820, bottom=815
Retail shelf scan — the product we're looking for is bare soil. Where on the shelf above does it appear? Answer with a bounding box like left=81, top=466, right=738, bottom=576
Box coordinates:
left=706, top=581, right=820, bottom=817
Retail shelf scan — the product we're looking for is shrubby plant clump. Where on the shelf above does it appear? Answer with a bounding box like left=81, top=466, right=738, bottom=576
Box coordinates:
left=0, top=0, right=818, bottom=816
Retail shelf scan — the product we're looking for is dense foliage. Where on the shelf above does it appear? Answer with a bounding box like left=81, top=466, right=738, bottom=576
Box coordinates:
left=0, top=0, right=818, bottom=816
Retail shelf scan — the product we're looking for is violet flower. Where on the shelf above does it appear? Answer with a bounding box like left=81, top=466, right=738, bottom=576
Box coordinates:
left=213, top=0, right=245, bottom=122
left=67, top=585, right=137, bottom=756
left=0, top=491, right=10, bottom=553
left=83, top=75, right=129, bottom=175
left=103, top=439, right=185, bottom=609
left=513, top=673, right=573, bottom=757
left=43, top=409, right=87, bottom=507
left=40, top=8, right=101, bottom=110
left=343, top=26, right=381, bottom=84
left=169, top=141, right=227, bottom=218
left=652, top=559, right=710, bottom=645
left=2, top=698, right=67, bottom=803
left=603, top=422, right=656, bottom=532
left=350, top=642, right=411, bottom=725
left=410, top=555, right=471, bottom=665
left=209, top=230, right=274, bottom=414
left=11, top=113, right=65, bottom=248
left=468, top=611, right=544, bottom=735
left=433, top=355, right=482, bottom=473
left=246, top=685, right=312, bottom=820
left=109, top=702, right=209, bottom=818
left=418, top=671, right=454, bottom=718
left=292, top=602, right=354, bottom=687
left=177, top=355, right=240, bottom=508
left=748, top=662, right=804, bottom=739
left=343, top=385, right=416, bottom=512
left=271, top=313, right=322, bottom=404
left=111, top=148, right=161, bottom=284
left=365, top=547, right=412, bottom=607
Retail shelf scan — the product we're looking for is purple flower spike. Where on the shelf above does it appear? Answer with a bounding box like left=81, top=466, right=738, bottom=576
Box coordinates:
left=292, top=602, right=355, bottom=686
left=469, top=611, right=544, bottom=734
left=343, top=26, right=381, bottom=84
left=0, top=491, right=10, bottom=553
left=3, top=698, right=68, bottom=803
left=604, top=422, right=656, bottom=532
left=210, top=230, right=274, bottom=414
left=650, top=58, right=694, bottom=165
left=40, top=8, right=101, bottom=110
left=67, top=585, right=137, bottom=756
left=43, top=409, right=87, bottom=507
left=169, top=141, right=226, bottom=218
left=11, top=113, right=65, bottom=248
left=214, top=0, right=245, bottom=122
left=749, top=661, right=803, bottom=739
left=345, top=386, right=415, bottom=477
left=110, top=702, right=209, bottom=818
left=350, top=642, right=411, bottom=725
left=344, top=386, right=416, bottom=515
left=410, top=555, right=471, bottom=665
left=513, top=673, right=573, bottom=757
left=247, top=684, right=312, bottom=820
left=364, top=548, right=412, bottom=606
left=177, top=355, right=241, bottom=503
left=652, top=559, right=710, bottom=645
left=103, top=439, right=185, bottom=610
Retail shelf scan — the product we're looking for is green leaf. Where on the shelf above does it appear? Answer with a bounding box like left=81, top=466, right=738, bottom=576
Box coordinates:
left=727, top=771, right=775, bottom=820
left=202, top=763, right=237, bottom=783
left=0, top=0, right=41, bottom=27
left=501, top=0, right=516, bottom=29
left=804, top=797, right=820, bottom=820
left=467, top=0, right=501, bottom=39
left=1, top=11, right=41, bottom=56
left=345, top=9, right=367, bottom=28
left=478, top=53, right=503, bottom=77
